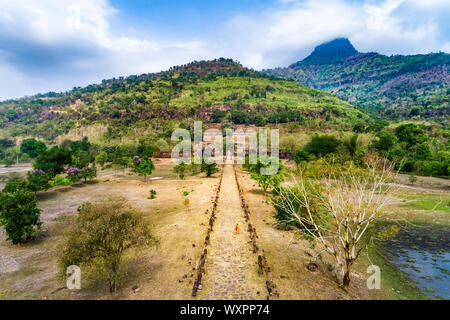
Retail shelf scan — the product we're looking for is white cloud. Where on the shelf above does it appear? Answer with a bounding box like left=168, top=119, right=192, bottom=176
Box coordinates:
left=0, top=0, right=448, bottom=100
left=224, top=0, right=450, bottom=68
left=0, top=0, right=212, bottom=100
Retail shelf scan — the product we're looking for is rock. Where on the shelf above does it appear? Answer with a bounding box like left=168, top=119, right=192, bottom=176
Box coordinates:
left=307, top=262, right=319, bottom=272
left=132, top=285, right=140, bottom=292
left=183, top=274, right=188, bottom=279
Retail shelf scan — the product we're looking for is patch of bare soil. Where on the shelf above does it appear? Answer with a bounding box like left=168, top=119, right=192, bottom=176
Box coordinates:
left=0, top=162, right=222, bottom=300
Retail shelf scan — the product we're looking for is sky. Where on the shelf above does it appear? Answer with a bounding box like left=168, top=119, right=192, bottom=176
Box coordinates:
left=0, top=0, right=449, bottom=100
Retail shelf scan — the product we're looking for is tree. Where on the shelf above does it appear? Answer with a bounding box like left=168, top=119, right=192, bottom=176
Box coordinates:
left=273, top=158, right=395, bottom=290
left=304, top=134, right=341, bottom=158
left=0, top=188, right=42, bottom=244
left=408, top=174, right=418, bottom=185
left=27, top=169, right=51, bottom=193
left=67, top=167, right=82, bottom=184
left=201, top=162, right=219, bottom=177
left=293, top=150, right=310, bottom=164
left=33, top=146, right=72, bottom=178
left=135, top=158, right=155, bottom=182
left=20, top=139, right=47, bottom=158
left=58, top=197, right=158, bottom=292
left=395, top=123, right=427, bottom=147
left=173, top=161, right=189, bottom=179
left=249, top=156, right=284, bottom=195
left=345, top=134, right=359, bottom=159
left=373, top=130, right=397, bottom=153
left=81, top=165, right=97, bottom=182
left=95, top=151, right=108, bottom=167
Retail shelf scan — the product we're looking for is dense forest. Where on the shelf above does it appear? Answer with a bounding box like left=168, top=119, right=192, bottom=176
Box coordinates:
left=0, top=59, right=368, bottom=141
left=265, top=38, right=450, bottom=119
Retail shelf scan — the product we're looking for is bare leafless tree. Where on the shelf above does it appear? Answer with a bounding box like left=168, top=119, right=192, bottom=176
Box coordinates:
left=274, top=156, right=396, bottom=290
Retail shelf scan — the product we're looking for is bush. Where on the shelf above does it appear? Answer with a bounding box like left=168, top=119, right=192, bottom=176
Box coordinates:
left=27, top=170, right=51, bottom=193
left=50, top=175, right=72, bottom=187
left=0, top=188, right=42, bottom=244
left=201, top=162, right=219, bottom=177
left=304, top=134, right=341, bottom=158
left=173, top=161, right=189, bottom=179
left=271, top=182, right=325, bottom=231
left=293, top=150, right=310, bottom=164
left=135, top=159, right=155, bottom=182
left=58, top=197, right=158, bottom=292
left=148, top=189, right=157, bottom=199
left=20, top=139, right=47, bottom=158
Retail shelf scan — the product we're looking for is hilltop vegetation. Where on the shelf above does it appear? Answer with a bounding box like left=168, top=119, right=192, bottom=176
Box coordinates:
left=265, top=38, right=450, bottom=120
left=0, top=59, right=368, bottom=142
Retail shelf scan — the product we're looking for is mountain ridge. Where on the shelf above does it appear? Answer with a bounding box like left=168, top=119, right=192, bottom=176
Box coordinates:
left=264, top=38, right=450, bottom=119
left=0, top=59, right=368, bottom=142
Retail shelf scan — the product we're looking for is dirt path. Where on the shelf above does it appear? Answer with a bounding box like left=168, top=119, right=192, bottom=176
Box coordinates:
left=198, top=165, right=266, bottom=300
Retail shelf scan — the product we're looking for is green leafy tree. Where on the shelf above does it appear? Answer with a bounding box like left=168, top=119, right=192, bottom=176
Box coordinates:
left=33, top=146, right=72, bottom=178
left=395, top=123, right=427, bottom=147
left=373, top=130, right=397, bottom=153
left=345, top=134, right=359, bottom=159
left=414, top=143, right=432, bottom=160
left=20, top=139, right=47, bottom=158
left=58, top=197, right=158, bottom=292
left=81, top=165, right=97, bottom=182
left=0, top=188, right=42, bottom=244
left=249, top=156, right=284, bottom=195
left=293, top=149, right=310, bottom=164
left=173, top=161, right=189, bottom=179
left=304, top=134, right=341, bottom=158
left=95, top=151, right=108, bottom=167
left=201, top=162, right=219, bottom=177
left=135, top=159, right=155, bottom=182
left=27, top=169, right=51, bottom=193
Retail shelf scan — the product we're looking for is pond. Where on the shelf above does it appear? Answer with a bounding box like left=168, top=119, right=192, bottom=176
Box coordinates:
left=378, top=223, right=449, bottom=300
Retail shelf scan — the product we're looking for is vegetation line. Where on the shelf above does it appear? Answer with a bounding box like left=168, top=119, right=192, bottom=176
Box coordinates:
left=192, top=166, right=224, bottom=297
left=234, top=165, right=278, bottom=299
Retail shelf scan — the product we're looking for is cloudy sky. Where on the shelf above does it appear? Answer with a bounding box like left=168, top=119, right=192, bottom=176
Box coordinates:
left=0, top=0, right=448, bottom=100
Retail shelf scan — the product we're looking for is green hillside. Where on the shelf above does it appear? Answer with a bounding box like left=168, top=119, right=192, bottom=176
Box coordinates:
left=265, top=38, right=450, bottom=120
left=0, top=59, right=368, bottom=142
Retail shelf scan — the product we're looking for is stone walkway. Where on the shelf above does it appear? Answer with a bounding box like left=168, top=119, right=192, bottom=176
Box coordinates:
left=198, top=165, right=266, bottom=300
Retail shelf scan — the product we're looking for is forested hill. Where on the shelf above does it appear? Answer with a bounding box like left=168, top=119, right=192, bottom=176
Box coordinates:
left=264, top=38, right=450, bottom=119
left=0, top=59, right=368, bottom=142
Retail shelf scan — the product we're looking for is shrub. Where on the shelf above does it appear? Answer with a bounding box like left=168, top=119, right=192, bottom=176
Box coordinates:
left=58, top=197, right=158, bottom=292
left=293, top=149, right=310, bottom=164
left=201, top=162, right=219, bottom=177
left=0, top=188, right=42, bottom=244
left=272, top=181, right=325, bottom=231
left=20, top=139, right=47, bottom=158
left=135, top=159, right=155, bottom=182
left=27, top=169, right=51, bottom=192
left=95, top=151, right=108, bottom=167
left=148, top=189, right=157, bottom=199
left=373, top=130, right=397, bottom=153
left=173, top=161, right=189, bottom=179
left=67, top=167, right=82, bottom=183
left=304, top=134, right=341, bottom=158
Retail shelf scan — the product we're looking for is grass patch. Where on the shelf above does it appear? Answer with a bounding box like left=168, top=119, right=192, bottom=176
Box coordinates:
left=397, top=193, right=450, bottom=213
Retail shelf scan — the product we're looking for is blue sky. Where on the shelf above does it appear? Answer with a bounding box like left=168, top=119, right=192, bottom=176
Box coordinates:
left=0, top=0, right=449, bottom=100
